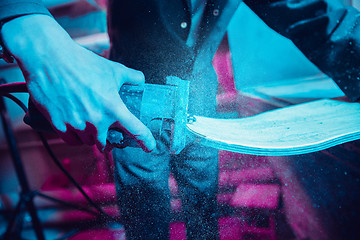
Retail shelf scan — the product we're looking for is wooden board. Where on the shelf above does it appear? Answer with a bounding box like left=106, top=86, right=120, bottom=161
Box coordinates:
left=186, top=99, right=360, bottom=156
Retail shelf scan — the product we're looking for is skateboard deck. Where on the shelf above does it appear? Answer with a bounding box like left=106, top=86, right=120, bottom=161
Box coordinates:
left=186, top=99, right=360, bottom=156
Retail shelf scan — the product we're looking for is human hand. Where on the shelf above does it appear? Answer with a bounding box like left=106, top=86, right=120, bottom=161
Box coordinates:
left=1, top=14, right=156, bottom=152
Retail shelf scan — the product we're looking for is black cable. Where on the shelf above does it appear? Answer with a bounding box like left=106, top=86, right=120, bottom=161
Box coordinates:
left=36, top=133, right=110, bottom=218
left=35, top=191, right=98, bottom=215
left=1, top=93, right=112, bottom=219
left=0, top=82, right=27, bottom=95
left=2, top=93, right=28, bottom=112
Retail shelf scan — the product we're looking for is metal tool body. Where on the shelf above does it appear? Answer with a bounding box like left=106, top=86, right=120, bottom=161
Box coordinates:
left=109, top=76, right=190, bottom=154
left=19, top=76, right=189, bottom=154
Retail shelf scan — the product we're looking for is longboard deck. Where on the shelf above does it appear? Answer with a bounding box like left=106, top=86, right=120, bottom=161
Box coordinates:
left=186, top=99, right=360, bottom=156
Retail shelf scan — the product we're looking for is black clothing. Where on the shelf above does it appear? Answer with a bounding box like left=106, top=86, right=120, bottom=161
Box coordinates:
left=0, top=0, right=49, bottom=25
left=1, top=0, right=360, bottom=102
left=2, top=1, right=360, bottom=239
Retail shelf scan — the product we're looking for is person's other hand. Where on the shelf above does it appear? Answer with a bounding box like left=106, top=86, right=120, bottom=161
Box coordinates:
left=1, top=14, right=156, bottom=152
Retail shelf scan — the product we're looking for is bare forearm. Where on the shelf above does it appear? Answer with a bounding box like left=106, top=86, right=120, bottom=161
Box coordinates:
left=2, top=14, right=74, bottom=74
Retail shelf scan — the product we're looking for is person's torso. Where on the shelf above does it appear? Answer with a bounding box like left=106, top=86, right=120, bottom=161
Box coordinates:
left=107, top=0, right=241, bottom=116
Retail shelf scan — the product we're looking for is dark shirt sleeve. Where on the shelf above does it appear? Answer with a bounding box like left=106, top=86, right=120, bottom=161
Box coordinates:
left=0, top=0, right=50, bottom=23
left=243, top=0, right=360, bottom=102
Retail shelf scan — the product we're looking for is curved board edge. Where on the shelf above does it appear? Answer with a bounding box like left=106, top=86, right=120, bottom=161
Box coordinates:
left=186, top=99, right=360, bottom=156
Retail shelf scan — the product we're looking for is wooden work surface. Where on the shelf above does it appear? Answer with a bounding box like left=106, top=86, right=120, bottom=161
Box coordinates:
left=187, top=99, right=360, bottom=156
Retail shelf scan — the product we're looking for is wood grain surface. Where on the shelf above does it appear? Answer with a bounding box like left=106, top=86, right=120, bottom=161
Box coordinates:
left=186, top=99, right=360, bottom=156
